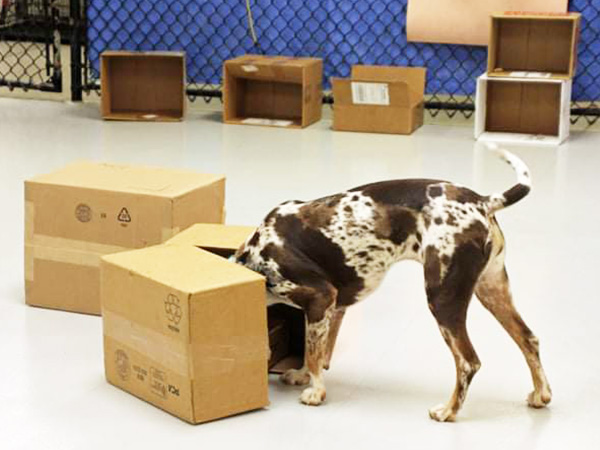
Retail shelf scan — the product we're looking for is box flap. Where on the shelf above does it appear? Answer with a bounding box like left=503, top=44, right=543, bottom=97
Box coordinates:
left=350, top=65, right=426, bottom=104
left=102, top=50, right=186, bottom=58
left=228, top=54, right=321, bottom=68
left=27, top=162, right=225, bottom=198
left=166, top=224, right=256, bottom=251
left=225, top=55, right=320, bottom=83
left=102, top=245, right=264, bottom=295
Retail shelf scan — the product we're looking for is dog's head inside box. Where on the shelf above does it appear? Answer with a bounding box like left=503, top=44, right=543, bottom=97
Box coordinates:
left=165, top=224, right=305, bottom=373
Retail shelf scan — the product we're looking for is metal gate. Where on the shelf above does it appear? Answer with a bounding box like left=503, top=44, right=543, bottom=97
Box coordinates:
left=0, top=0, right=68, bottom=92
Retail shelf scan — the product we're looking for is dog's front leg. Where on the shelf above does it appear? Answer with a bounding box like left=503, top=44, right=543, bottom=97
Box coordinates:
left=299, top=307, right=334, bottom=405
left=279, top=284, right=337, bottom=405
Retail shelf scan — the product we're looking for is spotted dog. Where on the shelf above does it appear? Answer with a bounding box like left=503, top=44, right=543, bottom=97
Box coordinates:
left=234, top=144, right=551, bottom=422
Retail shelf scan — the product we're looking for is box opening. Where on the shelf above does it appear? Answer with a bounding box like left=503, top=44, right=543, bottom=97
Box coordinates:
left=103, top=54, right=184, bottom=121
left=485, top=80, right=561, bottom=136
left=491, top=18, right=574, bottom=77
left=227, top=78, right=303, bottom=126
left=267, top=304, right=305, bottom=373
left=199, top=247, right=236, bottom=259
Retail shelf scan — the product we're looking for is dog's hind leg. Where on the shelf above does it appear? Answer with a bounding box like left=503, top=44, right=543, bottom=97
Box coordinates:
left=475, top=254, right=552, bottom=408
left=424, top=244, right=488, bottom=422
left=324, top=308, right=346, bottom=370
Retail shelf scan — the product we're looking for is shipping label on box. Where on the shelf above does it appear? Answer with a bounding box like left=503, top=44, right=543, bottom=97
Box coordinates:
left=101, top=244, right=269, bottom=424
left=24, top=162, right=225, bottom=315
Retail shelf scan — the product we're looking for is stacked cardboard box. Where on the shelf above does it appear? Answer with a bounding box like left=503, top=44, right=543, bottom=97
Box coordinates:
left=475, top=12, right=581, bottom=145
left=25, top=162, right=225, bottom=315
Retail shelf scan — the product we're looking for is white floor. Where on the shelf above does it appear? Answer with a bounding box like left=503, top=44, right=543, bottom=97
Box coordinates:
left=1, top=98, right=599, bottom=449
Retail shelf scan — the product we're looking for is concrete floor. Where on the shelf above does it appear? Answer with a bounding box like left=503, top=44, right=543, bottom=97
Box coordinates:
left=1, top=98, right=599, bottom=449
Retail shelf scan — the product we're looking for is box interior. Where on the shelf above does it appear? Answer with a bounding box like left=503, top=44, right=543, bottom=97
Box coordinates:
left=485, top=80, right=561, bottom=136
left=104, top=56, right=184, bottom=120
left=226, top=78, right=303, bottom=126
left=267, top=303, right=305, bottom=374
left=492, top=19, right=574, bottom=76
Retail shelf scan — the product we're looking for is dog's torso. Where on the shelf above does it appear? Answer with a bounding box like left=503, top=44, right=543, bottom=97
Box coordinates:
left=236, top=179, right=498, bottom=312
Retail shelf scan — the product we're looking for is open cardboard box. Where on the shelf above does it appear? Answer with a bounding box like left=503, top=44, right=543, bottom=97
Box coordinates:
left=101, top=244, right=269, bottom=424
left=475, top=74, right=571, bottom=145
left=101, top=51, right=186, bottom=121
left=223, top=54, right=323, bottom=129
left=165, top=224, right=305, bottom=373
left=24, top=163, right=225, bottom=315
left=488, top=12, right=581, bottom=80
left=332, top=65, right=426, bottom=135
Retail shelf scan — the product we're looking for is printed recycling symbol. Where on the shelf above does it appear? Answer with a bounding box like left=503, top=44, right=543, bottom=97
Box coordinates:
left=165, top=294, right=182, bottom=325
left=118, top=207, right=131, bottom=223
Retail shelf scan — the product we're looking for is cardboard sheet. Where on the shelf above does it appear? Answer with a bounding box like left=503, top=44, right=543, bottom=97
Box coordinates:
left=407, top=0, right=568, bottom=46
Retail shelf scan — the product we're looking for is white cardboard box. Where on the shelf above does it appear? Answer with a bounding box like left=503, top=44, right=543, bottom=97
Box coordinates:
left=475, top=73, right=571, bottom=146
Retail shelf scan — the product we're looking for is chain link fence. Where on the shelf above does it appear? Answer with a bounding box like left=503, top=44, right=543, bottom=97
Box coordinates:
left=3, top=1, right=600, bottom=124
left=0, top=0, right=70, bottom=91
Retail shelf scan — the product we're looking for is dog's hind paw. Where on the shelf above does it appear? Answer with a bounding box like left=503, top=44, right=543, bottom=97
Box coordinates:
left=527, top=387, right=552, bottom=408
left=300, top=387, right=326, bottom=406
left=428, top=404, right=456, bottom=422
left=280, top=368, right=310, bottom=386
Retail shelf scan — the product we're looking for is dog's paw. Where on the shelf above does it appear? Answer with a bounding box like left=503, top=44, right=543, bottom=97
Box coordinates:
left=527, top=386, right=552, bottom=408
left=300, top=387, right=326, bottom=406
left=280, top=368, right=310, bottom=386
left=428, top=404, right=456, bottom=422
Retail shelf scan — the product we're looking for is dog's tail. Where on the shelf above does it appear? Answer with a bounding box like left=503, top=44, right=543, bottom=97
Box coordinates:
left=484, top=143, right=532, bottom=214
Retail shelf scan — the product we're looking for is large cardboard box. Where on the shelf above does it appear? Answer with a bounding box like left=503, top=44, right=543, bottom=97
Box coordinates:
left=25, top=162, right=225, bottom=315
left=101, top=51, right=186, bottom=121
left=165, top=224, right=305, bottom=373
left=102, top=244, right=269, bottom=424
left=488, top=12, right=581, bottom=80
left=332, top=65, right=426, bottom=135
left=475, top=74, right=571, bottom=145
left=223, top=55, right=323, bottom=129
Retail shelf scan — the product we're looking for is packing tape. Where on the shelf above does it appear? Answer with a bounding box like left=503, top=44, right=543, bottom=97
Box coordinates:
left=25, top=201, right=34, bottom=242
left=30, top=234, right=130, bottom=255
left=103, top=311, right=267, bottom=379
left=25, top=236, right=129, bottom=282
left=103, top=310, right=190, bottom=377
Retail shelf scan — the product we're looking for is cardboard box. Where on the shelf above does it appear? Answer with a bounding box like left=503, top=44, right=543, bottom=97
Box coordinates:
left=165, top=224, right=305, bottom=373
left=101, top=244, right=269, bottom=424
left=25, top=162, right=225, bottom=315
left=475, top=74, right=571, bottom=145
left=488, top=12, right=581, bottom=80
left=332, top=65, right=426, bottom=135
left=223, top=54, right=323, bottom=129
left=101, top=51, right=186, bottom=121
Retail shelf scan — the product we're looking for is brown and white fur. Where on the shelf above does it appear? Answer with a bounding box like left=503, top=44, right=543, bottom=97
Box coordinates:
left=234, top=144, right=551, bottom=421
